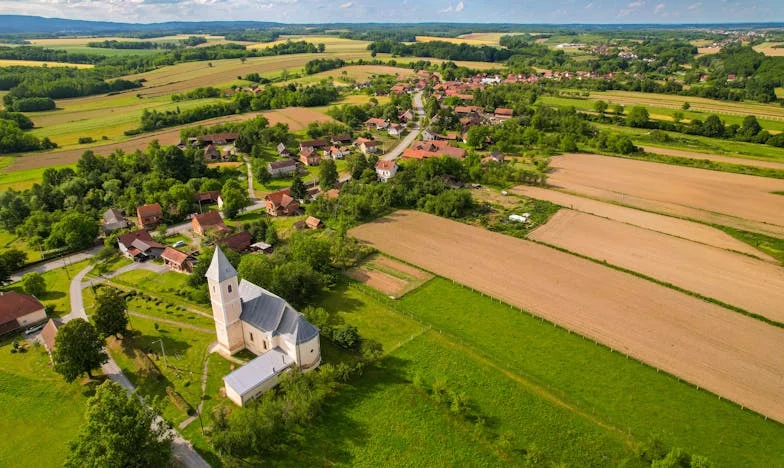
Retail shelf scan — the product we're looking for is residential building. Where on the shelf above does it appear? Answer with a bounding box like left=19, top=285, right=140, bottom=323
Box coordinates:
left=195, top=191, right=221, bottom=208
left=299, top=139, right=328, bottom=153
left=299, top=147, right=321, bottom=166
left=402, top=141, right=467, bottom=160
left=102, top=208, right=129, bottom=233
left=39, top=318, right=60, bottom=363
left=376, top=160, right=398, bottom=182
left=136, top=203, right=163, bottom=229
left=219, top=231, right=253, bottom=253
left=494, top=108, right=514, bottom=120
left=265, top=189, right=300, bottom=217
left=198, top=133, right=239, bottom=146
left=365, top=118, right=389, bottom=130
left=387, top=123, right=404, bottom=137
left=268, top=159, right=297, bottom=178
left=330, top=134, right=352, bottom=145
left=161, top=247, right=194, bottom=273
left=192, top=211, right=230, bottom=236
left=204, top=144, right=221, bottom=162
left=276, top=143, right=290, bottom=157
left=0, top=291, right=47, bottom=336
left=118, top=230, right=164, bottom=261
left=207, top=247, right=321, bottom=406
left=359, top=140, right=380, bottom=155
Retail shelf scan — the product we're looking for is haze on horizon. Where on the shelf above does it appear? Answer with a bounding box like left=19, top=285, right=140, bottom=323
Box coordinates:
left=0, top=0, right=781, bottom=26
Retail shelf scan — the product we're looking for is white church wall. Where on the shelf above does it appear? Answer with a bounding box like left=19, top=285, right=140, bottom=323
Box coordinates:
left=297, top=335, right=321, bottom=370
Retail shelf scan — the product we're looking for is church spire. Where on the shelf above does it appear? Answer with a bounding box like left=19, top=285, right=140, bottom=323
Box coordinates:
left=205, top=246, right=237, bottom=283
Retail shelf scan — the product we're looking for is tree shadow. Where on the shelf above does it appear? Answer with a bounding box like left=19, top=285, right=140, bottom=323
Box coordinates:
left=40, top=291, right=66, bottom=302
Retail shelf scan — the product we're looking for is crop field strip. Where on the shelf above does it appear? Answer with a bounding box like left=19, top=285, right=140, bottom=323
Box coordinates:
left=349, top=210, right=784, bottom=424
left=547, top=153, right=784, bottom=237
left=640, top=145, right=784, bottom=170
left=528, top=209, right=784, bottom=324
left=512, top=185, right=775, bottom=260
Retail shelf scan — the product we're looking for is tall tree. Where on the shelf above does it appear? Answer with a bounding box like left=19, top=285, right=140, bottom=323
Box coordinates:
left=46, top=212, right=99, bottom=251
left=22, top=272, right=46, bottom=297
left=0, top=248, right=26, bottom=285
left=65, top=381, right=172, bottom=468
left=319, top=159, right=338, bottom=191
left=256, top=165, right=272, bottom=187
left=290, top=174, right=307, bottom=201
left=53, top=319, right=108, bottom=382
left=92, top=287, right=129, bottom=339
left=626, top=106, right=650, bottom=128
left=220, top=179, right=250, bottom=219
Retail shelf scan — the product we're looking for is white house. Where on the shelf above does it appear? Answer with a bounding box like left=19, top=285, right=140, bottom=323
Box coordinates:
left=207, top=247, right=321, bottom=406
left=375, top=160, right=398, bottom=182
left=387, top=123, right=404, bottom=137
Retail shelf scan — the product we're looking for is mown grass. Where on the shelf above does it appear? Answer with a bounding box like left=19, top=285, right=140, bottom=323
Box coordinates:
left=398, top=278, right=784, bottom=467
left=0, top=337, right=89, bottom=467
left=110, top=269, right=209, bottom=312
left=0, top=164, right=75, bottom=192
left=2, top=259, right=90, bottom=317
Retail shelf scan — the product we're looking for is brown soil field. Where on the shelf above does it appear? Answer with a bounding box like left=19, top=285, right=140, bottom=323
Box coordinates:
left=349, top=210, right=784, bottom=423
left=529, top=209, right=784, bottom=323
left=547, top=153, right=784, bottom=237
left=641, top=145, right=784, bottom=170
left=7, top=107, right=332, bottom=172
left=346, top=254, right=433, bottom=298
left=753, top=43, right=784, bottom=57
left=513, top=186, right=775, bottom=261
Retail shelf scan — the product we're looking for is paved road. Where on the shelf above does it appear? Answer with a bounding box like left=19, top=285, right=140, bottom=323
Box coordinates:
left=67, top=262, right=211, bottom=468
left=9, top=247, right=102, bottom=284
left=381, top=91, right=424, bottom=162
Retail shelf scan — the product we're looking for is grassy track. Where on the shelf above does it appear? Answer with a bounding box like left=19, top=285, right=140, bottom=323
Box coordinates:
left=0, top=338, right=89, bottom=467
left=397, top=278, right=784, bottom=467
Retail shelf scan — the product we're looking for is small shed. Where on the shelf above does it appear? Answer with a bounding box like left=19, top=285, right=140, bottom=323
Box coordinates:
left=223, top=348, right=293, bottom=406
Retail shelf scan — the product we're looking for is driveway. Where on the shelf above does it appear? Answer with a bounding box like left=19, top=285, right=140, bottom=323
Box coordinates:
left=381, top=91, right=424, bottom=162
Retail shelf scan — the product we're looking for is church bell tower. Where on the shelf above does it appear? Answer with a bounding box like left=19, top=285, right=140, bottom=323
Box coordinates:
left=205, top=247, right=244, bottom=354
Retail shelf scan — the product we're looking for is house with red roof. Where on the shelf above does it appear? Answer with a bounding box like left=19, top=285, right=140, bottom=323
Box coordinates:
left=299, top=147, right=321, bottom=166
left=136, top=203, right=163, bottom=229
left=375, top=160, right=398, bottom=182
left=402, top=141, right=467, bottom=160
left=265, top=188, right=300, bottom=217
left=161, top=247, right=194, bottom=273
left=0, top=291, right=47, bottom=336
left=219, top=231, right=253, bottom=253
left=365, top=118, right=389, bottom=131
left=192, top=211, right=231, bottom=236
left=118, top=230, right=164, bottom=261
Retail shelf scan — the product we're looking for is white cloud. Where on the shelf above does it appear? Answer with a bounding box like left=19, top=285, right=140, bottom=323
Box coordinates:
left=618, top=0, right=644, bottom=16
left=339, top=1, right=352, bottom=7
left=654, top=3, right=665, bottom=14
left=455, top=1, right=464, bottom=12
left=584, top=2, right=593, bottom=9
left=439, top=5, right=453, bottom=13
left=688, top=1, right=702, bottom=10
left=439, top=1, right=463, bottom=13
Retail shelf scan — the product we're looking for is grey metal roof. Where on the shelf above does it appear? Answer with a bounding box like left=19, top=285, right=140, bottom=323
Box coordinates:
left=238, top=279, right=320, bottom=345
left=222, top=348, right=292, bottom=396
left=205, top=246, right=237, bottom=283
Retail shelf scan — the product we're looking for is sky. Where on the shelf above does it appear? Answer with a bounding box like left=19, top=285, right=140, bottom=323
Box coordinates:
left=0, top=0, right=781, bottom=24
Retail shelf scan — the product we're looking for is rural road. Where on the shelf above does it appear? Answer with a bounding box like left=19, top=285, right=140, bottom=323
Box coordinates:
left=9, top=247, right=102, bottom=284
left=382, top=91, right=424, bottom=162
left=65, top=261, right=211, bottom=468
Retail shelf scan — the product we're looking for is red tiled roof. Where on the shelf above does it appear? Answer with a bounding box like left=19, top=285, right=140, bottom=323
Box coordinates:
left=193, top=211, right=226, bottom=230
left=161, top=247, right=190, bottom=266
left=376, top=160, right=397, bottom=170
left=40, top=319, right=59, bottom=352
left=136, top=203, right=162, bottom=218
left=118, top=230, right=154, bottom=250
left=266, top=188, right=298, bottom=208
left=219, top=231, right=253, bottom=252
left=300, top=139, right=328, bottom=148
left=305, top=216, right=322, bottom=229
left=495, top=108, right=514, bottom=116
left=194, top=191, right=221, bottom=203
left=0, top=291, right=44, bottom=326
left=198, top=133, right=239, bottom=143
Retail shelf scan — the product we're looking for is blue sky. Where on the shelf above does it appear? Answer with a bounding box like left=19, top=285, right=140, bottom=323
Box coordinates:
left=0, top=0, right=781, bottom=24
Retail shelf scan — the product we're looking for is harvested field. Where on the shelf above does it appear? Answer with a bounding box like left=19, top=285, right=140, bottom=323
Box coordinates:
left=753, top=42, right=784, bottom=57
left=0, top=59, right=93, bottom=68
left=641, top=145, right=784, bottom=170
left=547, top=153, right=784, bottom=237
left=513, top=186, right=774, bottom=261
left=349, top=210, right=784, bottom=423
left=415, top=35, right=498, bottom=46
left=293, top=65, right=414, bottom=85
left=346, top=254, right=432, bottom=298
left=6, top=107, right=331, bottom=172
left=529, top=209, right=784, bottom=323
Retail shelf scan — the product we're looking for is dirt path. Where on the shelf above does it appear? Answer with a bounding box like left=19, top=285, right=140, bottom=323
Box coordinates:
left=513, top=186, right=776, bottom=261
left=547, top=153, right=784, bottom=237
left=641, top=145, right=784, bottom=170
left=350, top=211, right=784, bottom=424
left=529, top=209, right=784, bottom=324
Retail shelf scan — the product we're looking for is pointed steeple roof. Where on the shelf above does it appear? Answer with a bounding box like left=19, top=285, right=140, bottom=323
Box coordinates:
left=205, top=246, right=237, bottom=283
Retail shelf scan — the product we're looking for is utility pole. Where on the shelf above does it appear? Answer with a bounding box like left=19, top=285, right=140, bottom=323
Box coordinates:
left=152, top=339, right=168, bottom=366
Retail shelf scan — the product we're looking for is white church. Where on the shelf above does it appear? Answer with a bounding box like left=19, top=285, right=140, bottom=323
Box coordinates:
left=206, top=247, right=321, bottom=406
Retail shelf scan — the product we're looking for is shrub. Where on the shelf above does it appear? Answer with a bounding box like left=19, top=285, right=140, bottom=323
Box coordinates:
left=78, top=136, right=95, bottom=144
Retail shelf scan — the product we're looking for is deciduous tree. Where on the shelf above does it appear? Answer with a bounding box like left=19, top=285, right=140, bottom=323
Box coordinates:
left=53, top=319, right=108, bottom=382
left=92, top=287, right=129, bottom=339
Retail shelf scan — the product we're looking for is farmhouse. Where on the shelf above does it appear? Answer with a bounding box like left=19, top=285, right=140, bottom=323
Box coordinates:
left=330, top=134, right=352, bottom=145
left=268, top=159, right=297, bottom=177
left=136, top=203, right=163, bottom=229
left=204, top=144, right=221, bottom=162
left=299, top=147, right=321, bottom=166
left=118, top=230, right=164, bottom=261
left=402, top=141, right=467, bottom=160
left=325, top=146, right=349, bottom=160
left=161, top=247, right=194, bottom=273
left=359, top=140, right=380, bottom=155
left=207, top=247, right=321, bottom=406
left=494, top=108, right=514, bottom=120
left=102, top=208, right=129, bottom=233
left=365, top=118, right=389, bottom=130
left=0, top=291, right=47, bottom=336
left=376, top=160, right=398, bottom=182
left=195, top=191, right=221, bottom=207
left=219, top=231, right=253, bottom=253
left=265, top=188, right=300, bottom=217
left=276, top=143, right=290, bottom=157
left=198, top=133, right=239, bottom=146
left=192, top=211, right=230, bottom=236
left=388, top=123, right=404, bottom=137
left=299, top=139, right=328, bottom=152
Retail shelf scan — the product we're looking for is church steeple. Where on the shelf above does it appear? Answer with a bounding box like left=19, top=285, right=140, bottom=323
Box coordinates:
left=206, top=246, right=244, bottom=355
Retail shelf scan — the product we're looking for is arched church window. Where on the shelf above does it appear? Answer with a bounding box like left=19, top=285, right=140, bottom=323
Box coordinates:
left=228, top=284, right=232, bottom=293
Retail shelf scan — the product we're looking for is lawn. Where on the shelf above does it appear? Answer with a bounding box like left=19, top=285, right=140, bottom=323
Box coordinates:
left=0, top=230, right=42, bottom=263
left=110, top=269, right=209, bottom=312
left=2, top=259, right=90, bottom=317
left=0, top=163, right=76, bottom=192
left=0, top=337, right=89, bottom=467
left=105, top=314, right=214, bottom=425
left=398, top=278, right=784, bottom=467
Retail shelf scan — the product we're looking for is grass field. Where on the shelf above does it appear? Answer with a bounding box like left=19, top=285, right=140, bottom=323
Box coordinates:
left=0, top=337, right=89, bottom=467
left=2, top=259, right=90, bottom=317
left=396, top=278, right=784, bottom=467
left=0, top=163, right=75, bottom=192
left=27, top=35, right=246, bottom=58
left=248, top=35, right=371, bottom=54
left=110, top=269, right=209, bottom=312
